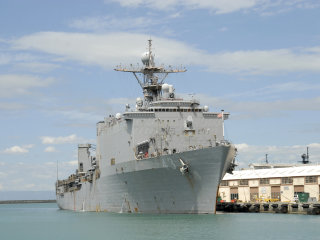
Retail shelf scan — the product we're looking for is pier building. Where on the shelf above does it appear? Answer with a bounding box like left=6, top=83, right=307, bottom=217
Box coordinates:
left=219, top=165, right=320, bottom=203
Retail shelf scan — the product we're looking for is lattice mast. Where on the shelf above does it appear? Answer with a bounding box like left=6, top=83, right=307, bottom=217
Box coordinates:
left=114, top=39, right=186, bottom=103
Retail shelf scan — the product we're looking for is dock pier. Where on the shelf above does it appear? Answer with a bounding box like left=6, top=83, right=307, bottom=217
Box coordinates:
left=216, top=202, right=320, bottom=215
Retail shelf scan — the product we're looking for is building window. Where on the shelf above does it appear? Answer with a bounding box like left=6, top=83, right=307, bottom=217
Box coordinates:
left=260, top=178, right=270, bottom=185
left=239, top=179, right=248, bottom=186
left=110, top=158, right=115, bottom=166
left=220, top=180, right=228, bottom=186
left=281, top=177, right=293, bottom=184
left=230, top=188, right=238, bottom=201
left=231, top=193, right=239, bottom=200
left=305, top=176, right=318, bottom=184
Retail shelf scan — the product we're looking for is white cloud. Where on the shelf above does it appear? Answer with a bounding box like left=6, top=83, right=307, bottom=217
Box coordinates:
left=107, top=0, right=319, bottom=14
left=257, top=0, right=320, bottom=16
left=0, top=53, right=37, bottom=66
left=0, top=74, right=54, bottom=98
left=309, top=143, right=320, bottom=148
left=0, top=52, right=58, bottom=74
left=44, top=146, right=56, bottom=152
left=235, top=142, right=320, bottom=168
left=14, top=62, right=58, bottom=73
left=11, top=32, right=320, bottom=75
left=219, top=27, right=228, bottom=32
left=0, top=102, right=27, bottom=111
left=45, top=162, right=55, bottom=166
left=0, top=54, right=10, bottom=65
left=225, top=81, right=320, bottom=100
left=105, top=97, right=136, bottom=106
left=51, top=109, right=103, bottom=123
left=3, top=144, right=34, bottom=154
left=41, top=134, right=83, bottom=144
left=66, top=160, right=78, bottom=166
left=207, top=48, right=320, bottom=74
left=69, top=16, right=159, bottom=32
left=108, top=0, right=258, bottom=13
left=235, top=143, right=250, bottom=151
left=24, top=183, right=36, bottom=189
left=194, top=94, right=320, bottom=118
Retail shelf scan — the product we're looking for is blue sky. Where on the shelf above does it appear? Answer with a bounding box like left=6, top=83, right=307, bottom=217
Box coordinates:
left=0, top=0, right=320, bottom=191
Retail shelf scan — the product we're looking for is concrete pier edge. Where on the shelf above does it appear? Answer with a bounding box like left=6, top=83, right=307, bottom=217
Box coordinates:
left=216, top=202, right=320, bottom=215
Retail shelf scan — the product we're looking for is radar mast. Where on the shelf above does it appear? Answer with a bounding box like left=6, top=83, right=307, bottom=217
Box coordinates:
left=114, top=39, right=186, bottom=104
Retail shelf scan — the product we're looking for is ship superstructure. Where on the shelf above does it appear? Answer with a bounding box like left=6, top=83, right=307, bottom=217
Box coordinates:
left=56, top=40, right=236, bottom=213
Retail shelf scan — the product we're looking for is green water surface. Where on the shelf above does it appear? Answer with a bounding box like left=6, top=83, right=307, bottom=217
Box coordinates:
left=0, top=203, right=319, bottom=240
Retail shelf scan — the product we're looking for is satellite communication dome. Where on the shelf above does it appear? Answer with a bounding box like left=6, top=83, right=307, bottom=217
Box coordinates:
left=162, top=83, right=169, bottom=92
left=136, top=97, right=143, bottom=107
left=115, top=113, right=122, bottom=120
left=141, top=52, right=154, bottom=66
left=168, top=84, right=174, bottom=93
left=203, top=106, right=209, bottom=112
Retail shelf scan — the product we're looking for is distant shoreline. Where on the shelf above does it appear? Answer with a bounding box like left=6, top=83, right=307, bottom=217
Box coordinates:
left=0, top=200, right=56, bottom=204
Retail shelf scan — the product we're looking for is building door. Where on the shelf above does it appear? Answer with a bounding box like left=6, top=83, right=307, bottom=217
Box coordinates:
left=294, top=185, right=304, bottom=195
left=271, top=186, right=280, bottom=200
left=250, top=187, right=259, bottom=202
left=230, top=188, right=238, bottom=201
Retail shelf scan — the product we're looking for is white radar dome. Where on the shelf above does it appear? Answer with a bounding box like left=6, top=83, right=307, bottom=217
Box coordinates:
left=136, top=97, right=143, bottom=107
left=162, top=83, right=169, bottom=92
left=168, top=84, right=174, bottom=93
left=115, top=113, right=122, bottom=120
left=203, top=106, right=209, bottom=112
left=141, top=52, right=154, bottom=66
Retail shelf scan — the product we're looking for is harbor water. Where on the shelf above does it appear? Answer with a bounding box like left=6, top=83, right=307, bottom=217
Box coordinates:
left=1, top=203, right=319, bottom=240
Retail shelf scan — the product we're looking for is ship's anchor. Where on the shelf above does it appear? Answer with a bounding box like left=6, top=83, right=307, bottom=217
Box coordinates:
left=179, top=158, right=189, bottom=175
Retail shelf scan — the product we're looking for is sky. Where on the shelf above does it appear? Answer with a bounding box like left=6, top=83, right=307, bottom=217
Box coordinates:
left=0, top=0, right=320, bottom=192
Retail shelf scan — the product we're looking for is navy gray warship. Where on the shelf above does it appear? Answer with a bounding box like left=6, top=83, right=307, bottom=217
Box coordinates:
left=56, top=40, right=236, bottom=213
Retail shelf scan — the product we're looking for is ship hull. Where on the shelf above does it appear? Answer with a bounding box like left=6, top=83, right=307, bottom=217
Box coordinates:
left=57, top=145, right=235, bottom=213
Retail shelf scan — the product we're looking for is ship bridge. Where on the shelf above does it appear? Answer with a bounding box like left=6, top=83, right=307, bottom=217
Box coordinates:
left=146, top=99, right=203, bottom=112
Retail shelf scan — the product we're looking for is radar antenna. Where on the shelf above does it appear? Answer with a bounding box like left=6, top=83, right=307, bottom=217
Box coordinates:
left=300, top=147, right=310, bottom=164
left=114, top=39, right=186, bottom=104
